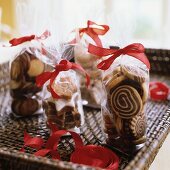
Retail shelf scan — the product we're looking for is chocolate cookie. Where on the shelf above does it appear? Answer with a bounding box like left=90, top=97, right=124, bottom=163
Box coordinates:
left=121, top=112, right=146, bottom=141
left=108, top=85, right=143, bottom=119
left=11, top=97, right=39, bottom=116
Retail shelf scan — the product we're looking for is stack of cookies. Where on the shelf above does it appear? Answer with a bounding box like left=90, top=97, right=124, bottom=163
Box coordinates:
left=10, top=51, right=45, bottom=116
left=43, top=74, right=83, bottom=130
left=102, top=64, right=149, bottom=145
left=74, top=46, right=104, bottom=105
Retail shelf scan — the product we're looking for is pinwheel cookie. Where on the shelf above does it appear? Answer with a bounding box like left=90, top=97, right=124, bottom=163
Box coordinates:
left=103, top=64, right=149, bottom=145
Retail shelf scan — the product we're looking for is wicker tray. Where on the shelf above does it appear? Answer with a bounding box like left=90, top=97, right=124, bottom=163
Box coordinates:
left=0, top=48, right=170, bottom=170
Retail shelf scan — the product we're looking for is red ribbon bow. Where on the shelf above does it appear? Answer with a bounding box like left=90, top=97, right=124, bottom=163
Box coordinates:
left=88, top=43, right=150, bottom=70
left=9, top=30, right=51, bottom=46
left=71, top=20, right=109, bottom=47
left=21, top=122, right=119, bottom=170
left=36, top=59, right=90, bottom=99
left=149, top=82, right=169, bottom=101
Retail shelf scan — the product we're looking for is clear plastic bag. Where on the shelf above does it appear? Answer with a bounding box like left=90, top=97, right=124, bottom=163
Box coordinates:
left=42, top=70, right=84, bottom=133
left=9, top=33, right=52, bottom=117
left=102, top=55, right=149, bottom=151
left=72, top=22, right=109, bottom=105
left=36, top=43, right=86, bottom=133
left=74, top=39, right=104, bottom=105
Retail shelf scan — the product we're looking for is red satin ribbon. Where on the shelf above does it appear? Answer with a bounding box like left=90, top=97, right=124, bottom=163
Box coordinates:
left=88, top=43, right=150, bottom=70
left=36, top=59, right=90, bottom=99
left=71, top=145, right=119, bottom=170
left=71, top=20, right=109, bottom=47
left=20, top=131, right=44, bottom=152
left=21, top=124, right=119, bottom=170
left=9, top=30, right=50, bottom=46
left=149, top=82, right=169, bottom=101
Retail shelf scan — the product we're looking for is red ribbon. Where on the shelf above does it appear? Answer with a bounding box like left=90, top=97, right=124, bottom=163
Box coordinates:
left=149, top=82, right=169, bottom=101
left=9, top=30, right=51, bottom=46
left=71, top=145, right=119, bottom=170
left=36, top=59, right=90, bottom=99
left=88, top=43, right=150, bottom=70
left=21, top=123, right=119, bottom=170
left=20, top=131, right=44, bottom=152
left=71, top=20, right=109, bottom=47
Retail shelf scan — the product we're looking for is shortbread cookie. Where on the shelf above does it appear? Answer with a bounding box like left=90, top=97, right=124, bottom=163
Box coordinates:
left=27, top=59, right=44, bottom=77
left=51, top=77, right=77, bottom=100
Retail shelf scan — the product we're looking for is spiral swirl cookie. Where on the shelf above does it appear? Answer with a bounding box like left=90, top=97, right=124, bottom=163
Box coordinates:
left=122, top=112, right=146, bottom=143
left=109, top=85, right=143, bottom=119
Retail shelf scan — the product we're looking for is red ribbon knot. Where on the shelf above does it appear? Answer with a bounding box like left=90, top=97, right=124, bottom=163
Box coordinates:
left=88, top=43, right=150, bottom=70
left=71, top=20, right=109, bottom=47
left=36, top=59, right=90, bottom=99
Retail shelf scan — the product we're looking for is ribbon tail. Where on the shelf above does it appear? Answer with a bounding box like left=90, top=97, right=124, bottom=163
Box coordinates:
left=86, top=31, right=102, bottom=47
left=23, top=131, right=44, bottom=150
left=25, top=137, right=44, bottom=150
left=48, top=121, right=59, bottom=133
left=9, top=35, right=35, bottom=46
left=88, top=43, right=117, bottom=57
left=24, top=131, right=32, bottom=143
left=34, top=149, right=51, bottom=157
left=50, top=150, right=60, bottom=160
left=97, top=55, right=116, bottom=70
left=127, top=52, right=150, bottom=70
left=46, top=130, right=83, bottom=151
left=87, top=20, right=110, bottom=35
left=36, top=72, right=53, bottom=87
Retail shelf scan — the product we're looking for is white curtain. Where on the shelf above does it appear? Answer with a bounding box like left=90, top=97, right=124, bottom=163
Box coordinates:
left=15, top=0, right=170, bottom=48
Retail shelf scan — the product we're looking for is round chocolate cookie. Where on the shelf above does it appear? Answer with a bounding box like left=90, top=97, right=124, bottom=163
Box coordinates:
left=109, top=85, right=143, bottom=119
left=11, top=97, right=39, bottom=116
left=121, top=112, right=146, bottom=141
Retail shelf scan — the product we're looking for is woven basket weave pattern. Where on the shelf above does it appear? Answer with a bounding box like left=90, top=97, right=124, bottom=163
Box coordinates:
left=0, top=48, right=170, bottom=170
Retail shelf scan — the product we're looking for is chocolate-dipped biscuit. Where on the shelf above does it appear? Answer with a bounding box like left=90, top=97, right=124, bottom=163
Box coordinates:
left=10, top=59, right=24, bottom=81
left=108, top=85, right=143, bottom=119
left=11, top=97, right=39, bottom=116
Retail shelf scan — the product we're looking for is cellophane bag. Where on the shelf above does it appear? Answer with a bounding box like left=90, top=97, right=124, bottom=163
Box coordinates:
left=9, top=32, right=53, bottom=117
left=102, top=55, right=149, bottom=152
left=74, top=36, right=103, bottom=105
left=38, top=44, right=85, bottom=133
left=72, top=21, right=109, bottom=105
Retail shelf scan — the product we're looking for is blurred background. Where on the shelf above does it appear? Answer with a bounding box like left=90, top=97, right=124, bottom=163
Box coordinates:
left=0, top=0, right=170, bottom=48
left=0, top=1, right=170, bottom=169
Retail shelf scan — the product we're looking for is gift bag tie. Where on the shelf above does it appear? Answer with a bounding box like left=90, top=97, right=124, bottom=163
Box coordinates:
left=36, top=59, right=90, bottom=99
left=88, top=43, right=150, bottom=70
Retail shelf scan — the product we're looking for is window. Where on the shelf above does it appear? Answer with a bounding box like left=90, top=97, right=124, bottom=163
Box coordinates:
left=7, top=0, right=170, bottom=48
